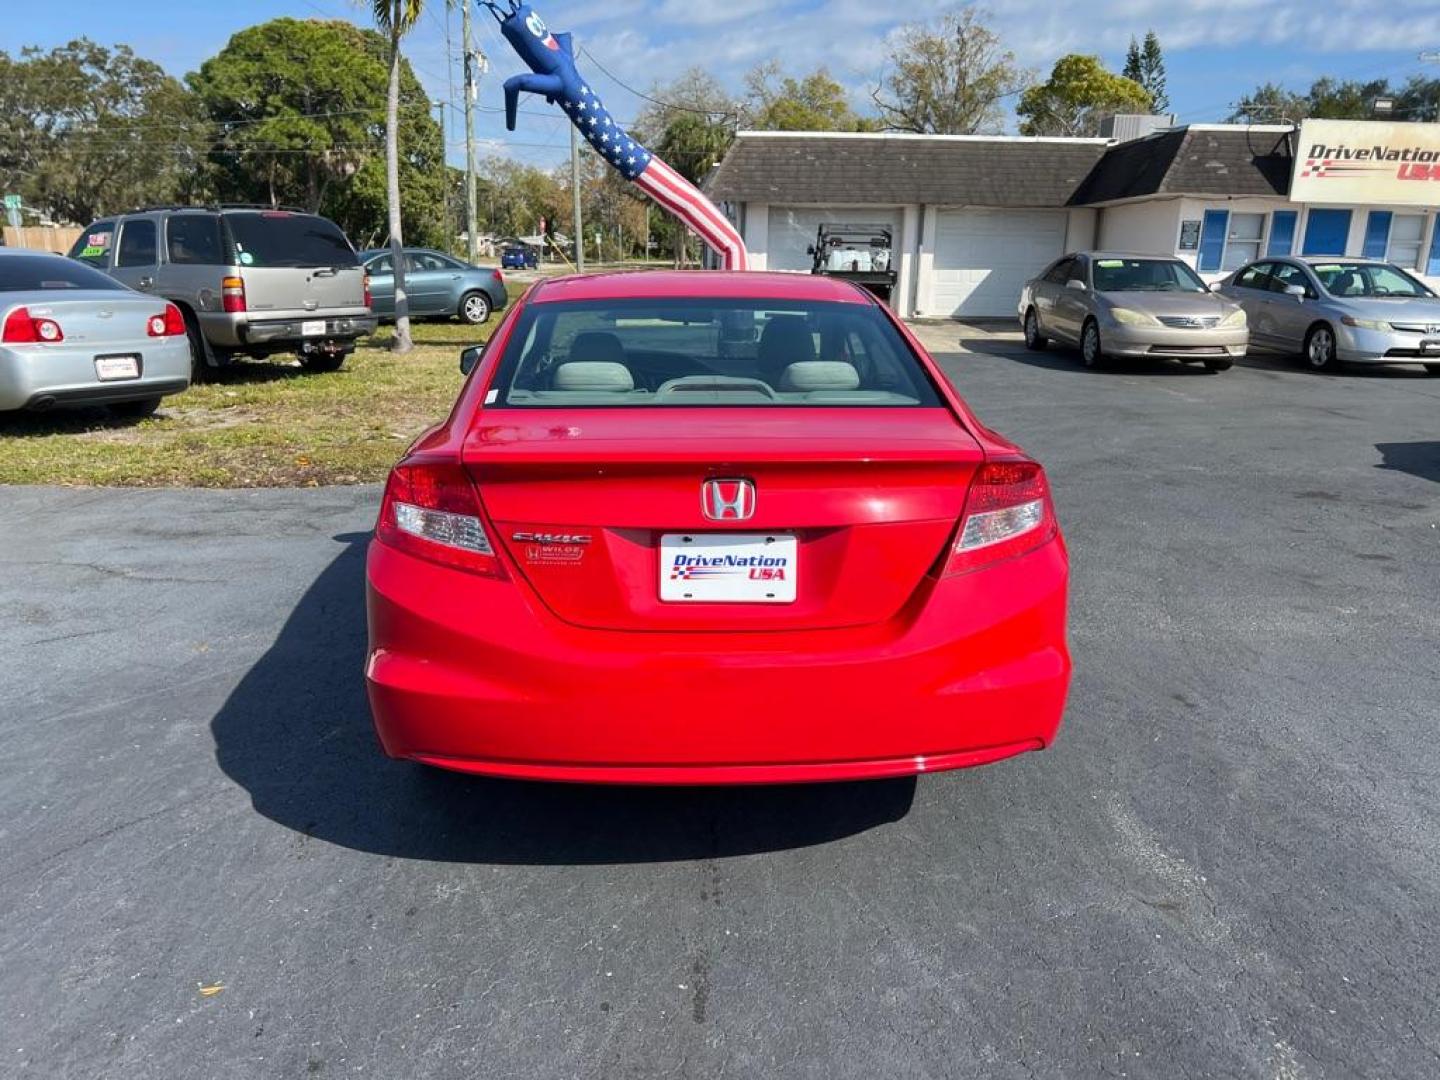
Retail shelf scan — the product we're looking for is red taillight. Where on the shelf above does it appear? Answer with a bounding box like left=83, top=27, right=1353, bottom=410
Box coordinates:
left=222, top=276, right=246, bottom=313
left=2, top=307, right=63, bottom=343
left=491, top=269, right=504, bottom=284
left=147, top=303, right=186, bottom=337
left=363, top=272, right=373, bottom=309
left=944, top=459, right=1056, bottom=576
left=376, top=462, right=504, bottom=578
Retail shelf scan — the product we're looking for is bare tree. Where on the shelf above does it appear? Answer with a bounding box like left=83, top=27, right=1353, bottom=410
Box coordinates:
left=872, top=8, right=1030, bottom=135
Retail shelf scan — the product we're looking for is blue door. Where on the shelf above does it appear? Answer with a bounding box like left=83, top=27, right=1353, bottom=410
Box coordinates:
left=1302, top=209, right=1351, bottom=256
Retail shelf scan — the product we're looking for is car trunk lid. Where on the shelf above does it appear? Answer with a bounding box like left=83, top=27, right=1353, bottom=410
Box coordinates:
left=465, top=408, right=981, bottom=631
left=4, top=292, right=174, bottom=349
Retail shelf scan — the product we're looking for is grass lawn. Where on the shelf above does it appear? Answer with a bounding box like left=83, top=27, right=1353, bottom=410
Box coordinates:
left=0, top=307, right=512, bottom=488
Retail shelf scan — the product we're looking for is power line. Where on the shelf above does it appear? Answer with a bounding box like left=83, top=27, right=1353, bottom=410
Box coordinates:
left=578, top=47, right=737, bottom=121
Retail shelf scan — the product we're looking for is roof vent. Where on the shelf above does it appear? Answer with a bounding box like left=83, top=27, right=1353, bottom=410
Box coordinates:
left=1099, top=114, right=1177, bottom=144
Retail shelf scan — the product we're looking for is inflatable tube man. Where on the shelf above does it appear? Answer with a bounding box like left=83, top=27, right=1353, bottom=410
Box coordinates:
left=482, top=0, right=749, bottom=270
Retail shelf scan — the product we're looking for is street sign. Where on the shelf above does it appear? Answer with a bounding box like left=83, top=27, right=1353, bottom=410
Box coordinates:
left=3, top=194, right=19, bottom=211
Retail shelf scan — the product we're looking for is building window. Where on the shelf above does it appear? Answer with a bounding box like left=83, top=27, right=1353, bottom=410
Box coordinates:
left=1197, top=210, right=1229, bottom=272
left=1222, top=213, right=1264, bottom=270
left=1267, top=211, right=1298, bottom=256
left=1302, top=209, right=1352, bottom=256
left=1362, top=211, right=1393, bottom=259
left=1387, top=214, right=1426, bottom=269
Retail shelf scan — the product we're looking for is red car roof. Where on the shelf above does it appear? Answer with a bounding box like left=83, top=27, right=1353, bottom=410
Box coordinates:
left=529, top=270, right=875, bottom=305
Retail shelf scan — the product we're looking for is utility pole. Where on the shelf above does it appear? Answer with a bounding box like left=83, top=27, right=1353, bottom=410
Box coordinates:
left=434, top=100, right=450, bottom=248
left=463, top=6, right=487, bottom=265
left=571, top=123, right=585, bottom=271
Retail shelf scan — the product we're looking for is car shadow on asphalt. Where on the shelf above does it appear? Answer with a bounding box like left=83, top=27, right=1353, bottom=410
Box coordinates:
left=956, top=338, right=1220, bottom=376
left=211, top=534, right=916, bottom=865
left=1376, top=441, right=1440, bottom=483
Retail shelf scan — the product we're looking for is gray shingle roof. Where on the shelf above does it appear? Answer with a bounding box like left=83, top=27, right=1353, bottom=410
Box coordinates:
left=1069, top=127, right=1294, bottom=204
left=706, top=128, right=1298, bottom=209
left=706, top=134, right=1109, bottom=207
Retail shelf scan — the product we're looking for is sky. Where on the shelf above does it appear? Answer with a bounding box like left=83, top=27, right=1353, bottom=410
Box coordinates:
left=8, top=0, right=1440, bottom=174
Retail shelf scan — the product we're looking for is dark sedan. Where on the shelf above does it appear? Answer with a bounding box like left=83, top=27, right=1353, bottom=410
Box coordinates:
left=360, top=249, right=507, bottom=325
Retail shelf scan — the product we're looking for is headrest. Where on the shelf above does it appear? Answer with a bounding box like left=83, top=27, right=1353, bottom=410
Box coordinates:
left=569, top=331, right=626, bottom=366
left=552, top=361, right=634, bottom=392
left=758, top=315, right=816, bottom=367
left=779, top=361, right=860, bottom=393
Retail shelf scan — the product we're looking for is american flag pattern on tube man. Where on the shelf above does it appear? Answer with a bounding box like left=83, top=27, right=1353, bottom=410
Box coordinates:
left=482, top=0, right=749, bottom=270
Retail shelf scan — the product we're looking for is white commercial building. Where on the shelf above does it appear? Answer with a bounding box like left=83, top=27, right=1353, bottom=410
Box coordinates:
left=706, top=119, right=1440, bottom=319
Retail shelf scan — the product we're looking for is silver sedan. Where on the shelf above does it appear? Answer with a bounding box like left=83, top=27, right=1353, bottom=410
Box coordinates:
left=1019, top=252, right=1249, bottom=371
left=1216, top=257, right=1440, bottom=374
left=0, top=250, right=191, bottom=416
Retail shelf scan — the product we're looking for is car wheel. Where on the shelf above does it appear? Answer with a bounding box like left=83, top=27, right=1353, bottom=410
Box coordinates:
left=1023, top=308, right=1048, bottom=350
left=181, top=308, right=210, bottom=384
left=1303, top=324, right=1340, bottom=372
left=301, top=352, right=345, bottom=373
left=1203, top=358, right=1233, bottom=372
left=1081, top=319, right=1105, bottom=369
left=109, top=397, right=161, bottom=420
left=459, top=291, right=491, bottom=325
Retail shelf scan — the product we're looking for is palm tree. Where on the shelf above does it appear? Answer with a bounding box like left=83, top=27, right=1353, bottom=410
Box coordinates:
left=372, top=0, right=424, bottom=354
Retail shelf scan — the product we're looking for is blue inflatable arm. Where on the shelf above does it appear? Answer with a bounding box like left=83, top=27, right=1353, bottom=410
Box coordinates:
left=480, top=0, right=748, bottom=269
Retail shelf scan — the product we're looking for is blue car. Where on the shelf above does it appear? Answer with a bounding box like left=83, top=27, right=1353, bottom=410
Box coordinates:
left=360, top=248, right=508, bottom=325
left=501, top=244, right=539, bottom=270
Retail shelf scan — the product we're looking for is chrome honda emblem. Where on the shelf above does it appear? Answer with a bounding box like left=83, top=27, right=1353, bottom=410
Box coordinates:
left=701, top=478, right=755, bottom=521
left=1428, top=324, right=1440, bottom=335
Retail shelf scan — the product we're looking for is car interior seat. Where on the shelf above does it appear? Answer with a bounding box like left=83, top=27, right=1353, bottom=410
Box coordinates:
left=552, top=331, right=633, bottom=392
left=779, top=361, right=860, bottom=393
left=757, top=316, right=816, bottom=386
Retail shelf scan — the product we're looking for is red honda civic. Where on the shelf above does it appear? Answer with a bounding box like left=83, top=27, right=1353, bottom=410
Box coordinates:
left=365, top=271, right=1071, bottom=784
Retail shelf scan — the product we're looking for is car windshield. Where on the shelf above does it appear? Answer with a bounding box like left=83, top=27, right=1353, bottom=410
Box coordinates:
left=0, top=255, right=126, bottom=292
left=1310, top=263, right=1433, bottom=298
left=1092, top=258, right=1208, bottom=293
left=223, top=212, right=358, bottom=268
left=490, top=297, right=942, bottom=407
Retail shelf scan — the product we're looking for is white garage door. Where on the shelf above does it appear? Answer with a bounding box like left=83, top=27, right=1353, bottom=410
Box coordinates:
left=931, top=209, right=1067, bottom=318
left=766, top=206, right=902, bottom=274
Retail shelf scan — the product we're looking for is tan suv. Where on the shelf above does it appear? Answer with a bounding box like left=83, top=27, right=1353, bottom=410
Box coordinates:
left=69, top=206, right=377, bottom=376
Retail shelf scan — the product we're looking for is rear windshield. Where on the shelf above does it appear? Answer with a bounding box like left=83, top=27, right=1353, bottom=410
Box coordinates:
left=0, top=254, right=126, bottom=292
left=1311, top=263, right=1433, bottom=298
left=489, top=298, right=942, bottom=407
left=222, top=212, right=358, bottom=268
left=1092, top=258, right=1208, bottom=293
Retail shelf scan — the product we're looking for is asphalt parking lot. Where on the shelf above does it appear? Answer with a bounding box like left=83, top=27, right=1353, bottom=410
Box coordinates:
left=3, top=331, right=1438, bottom=1079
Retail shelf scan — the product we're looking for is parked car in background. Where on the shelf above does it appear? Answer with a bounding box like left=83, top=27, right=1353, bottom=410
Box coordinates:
left=500, top=244, right=539, bottom=270
left=68, top=206, right=376, bottom=378
left=360, top=248, right=507, bottom=325
left=365, top=270, right=1071, bottom=785
left=1216, top=257, right=1440, bottom=374
left=1020, top=253, right=1248, bottom=371
left=0, top=249, right=190, bottom=416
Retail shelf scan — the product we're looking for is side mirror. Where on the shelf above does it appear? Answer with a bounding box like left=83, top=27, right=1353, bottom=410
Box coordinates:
left=1066, top=278, right=1087, bottom=292
left=1284, top=284, right=1307, bottom=301
left=459, top=344, right=484, bottom=375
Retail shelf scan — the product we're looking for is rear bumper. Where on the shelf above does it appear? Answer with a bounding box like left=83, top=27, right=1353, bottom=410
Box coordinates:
left=0, top=339, right=191, bottom=411
left=364, top=536, right=1071, bottom=785
left=199, top=312, right=377, bottom=349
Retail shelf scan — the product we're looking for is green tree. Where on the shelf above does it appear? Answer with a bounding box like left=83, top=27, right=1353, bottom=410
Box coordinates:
left=190, top=18, right=444, bottom=250
left=1018, top=54, right=1153, bottom=136
left=872, top=8, right=1030, bottom=134
left=0, top=39, right=209, bottom=225
left=744, top=62, right=881, bottom=131
left=1227, top=81, right=1309, bottom=123
left=1140, top=32, right=1168, bottom=113
left=655, top=113, right=733, bottom=266
left=1227, top=76, right=1419, bottom=123
left=373, top=0, right=425, bottom=354
left=1122, top=32, right=1168, bottom=112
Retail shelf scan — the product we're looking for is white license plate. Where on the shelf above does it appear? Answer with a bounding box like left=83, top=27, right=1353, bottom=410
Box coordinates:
left=94, top=354, right=140, bottom=380
left=301, top=319, right=327, bottom=337
left=660, top=533, right=797, bottom=603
